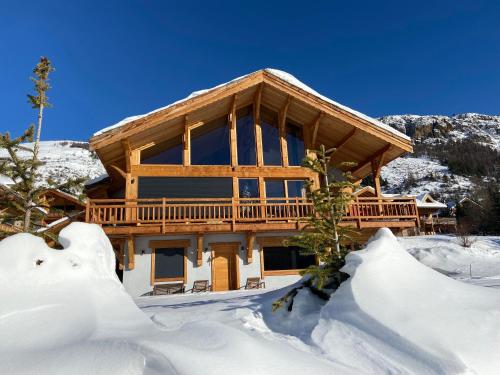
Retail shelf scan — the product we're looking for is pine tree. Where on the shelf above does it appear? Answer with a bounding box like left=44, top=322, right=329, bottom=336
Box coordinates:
left=273, top=145, right=358, bottom=312
left=24, top=57, right=54, bottom=230
left=0, top=57, right=54, bottom=236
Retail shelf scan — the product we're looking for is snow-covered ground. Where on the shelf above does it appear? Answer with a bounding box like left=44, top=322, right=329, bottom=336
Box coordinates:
left=400, top=234, right=500, bottom=289
left=1, top=225, right=499, bottom=374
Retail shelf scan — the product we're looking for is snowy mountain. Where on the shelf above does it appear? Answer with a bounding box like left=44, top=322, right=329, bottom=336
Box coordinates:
left=0, top=140, right=105, bottom=190
left=380, top=113, right=500, bottom=200
left=1, top=113, right=498, bottom=203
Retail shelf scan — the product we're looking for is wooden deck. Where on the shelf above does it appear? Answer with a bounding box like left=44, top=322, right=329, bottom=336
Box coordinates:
left=86, top=196, right=419, bottom=235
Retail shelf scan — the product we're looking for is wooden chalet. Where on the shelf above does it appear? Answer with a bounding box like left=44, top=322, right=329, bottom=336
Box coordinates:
left=86, top=69, right=418, bottom=296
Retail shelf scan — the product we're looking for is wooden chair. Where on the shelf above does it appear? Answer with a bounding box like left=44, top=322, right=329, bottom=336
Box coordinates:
left=153, top=282, right=185, bottom=295
left=244, top=277, right=266, bottom=290
left=191, top=280, right=211, bottom=293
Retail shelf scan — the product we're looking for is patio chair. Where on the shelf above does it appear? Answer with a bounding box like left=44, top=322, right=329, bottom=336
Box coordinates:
left=153, top=282, right=185, bottom=295
left=191, top=280, right=211, bottom=293
left=244, top=277, right=266, bottom=290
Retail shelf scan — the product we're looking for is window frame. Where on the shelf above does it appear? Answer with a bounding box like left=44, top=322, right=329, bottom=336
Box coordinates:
left=258, top=237, right=318, bottom=277
left=149, top=239, right=190, bottom=285
left=189, top=115, right=231, bottom=166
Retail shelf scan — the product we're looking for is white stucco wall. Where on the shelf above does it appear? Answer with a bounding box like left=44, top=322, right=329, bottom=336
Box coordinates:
left=122, top=231, right=302, bottom=297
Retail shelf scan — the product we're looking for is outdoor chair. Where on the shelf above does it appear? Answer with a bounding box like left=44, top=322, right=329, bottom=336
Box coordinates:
left=191, top=280, right=211, bottom=293
left=244, top=277, right=266, bottom=290
left=153, top=282, right=185, bottom=295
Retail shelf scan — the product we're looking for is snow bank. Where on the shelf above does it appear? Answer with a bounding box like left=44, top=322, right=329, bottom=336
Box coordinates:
left=312, top=228, right=500, bottom=374
left=0, top=223, right=164, bottom=375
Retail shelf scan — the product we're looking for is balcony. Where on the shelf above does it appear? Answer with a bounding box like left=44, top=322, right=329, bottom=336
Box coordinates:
left=85, top=196, right=419, bottom=235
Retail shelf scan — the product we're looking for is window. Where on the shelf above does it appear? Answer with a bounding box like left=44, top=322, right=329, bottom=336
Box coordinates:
left=286, top=180, right=306, bottom=198
left=286, top=122, right=305, bottom=166
left=261, top=107, right=281, bottom=165
left=191, top=116, right=230, bottom=165
left=236, top=106, right=256, bottom=165
left=150, top=240, right=189, bottom=284
left=265, top=179, right=285, bottom=198
left=239, top=178, right=259, bottom=198
left=141, top=135, right=183, bottom=164
left=262, top=246, right=316, bottom=273
left=138, top=177, right=233, bottom=198
left=153, top=248, right=185, bottom=281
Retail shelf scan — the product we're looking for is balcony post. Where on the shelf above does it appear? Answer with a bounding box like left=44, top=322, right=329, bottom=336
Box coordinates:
left=162, top=197, right=166, bottom=234
left=85, top=199, right=90, bottom=223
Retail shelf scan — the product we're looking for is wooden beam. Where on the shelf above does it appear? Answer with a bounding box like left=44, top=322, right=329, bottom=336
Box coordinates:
left=326, top=128, right=356, bottom=155
left=254, top=84, right=264, bottom=166
left=197, top=234, right=204, bottom=267
left=310, top=112, right=323, bottom=148
left=230, top=94, right=238, bottom=166
left=350, top=144, right=391, bottom=176
left=246, top=232, right=256, bottom=263
left=183, top=115, right=190, bottom=166
left=279, top=96, right=291, bottom=167
left=131, top=165, right=316, bottom=178
left=127, top=236, right=135, bottom=270
left=121, top=139, right=132, bottom=173
left=109, top=164, right=127, bottom=180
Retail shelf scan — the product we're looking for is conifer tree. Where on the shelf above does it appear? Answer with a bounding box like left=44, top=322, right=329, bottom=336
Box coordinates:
left=0, top=57, right=54, bottom=235
left=273, top=145, right=358, bottom=311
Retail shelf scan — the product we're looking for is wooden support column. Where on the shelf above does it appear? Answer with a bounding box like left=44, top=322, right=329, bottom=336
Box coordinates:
left=127, top=236, right=135, bottom=270
left=197, top=233, right=204, bottom=267
left=310, top=112, right=323, bottom=149
left=370, top=152, right=386, bottom=198
left=279, top=96, right=291, bottom=167
left=183, top=115, right=190, bottom=166
left=246, top=232, right=256, bottom=263
left=230, top=95, right=238, bottom=167
left=254, top=84, right=264, bottom=167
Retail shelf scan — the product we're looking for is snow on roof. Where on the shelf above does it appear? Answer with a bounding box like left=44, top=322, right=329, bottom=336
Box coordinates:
left=353, top=187, right=447, bottom=209
left=84, top=172, right=109, bottom=186
left=93, top=69, right=410, bottom=141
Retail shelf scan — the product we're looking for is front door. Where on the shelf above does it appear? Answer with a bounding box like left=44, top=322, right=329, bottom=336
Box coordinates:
left=211, top=243, right=239, bottom=291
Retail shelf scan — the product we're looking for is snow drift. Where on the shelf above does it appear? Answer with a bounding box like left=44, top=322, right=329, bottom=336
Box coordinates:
left=0, top=223, right=169, bottom=375
left=312, top=228, right=500, bottom=374
left=1, top=224, right=499, bottom=374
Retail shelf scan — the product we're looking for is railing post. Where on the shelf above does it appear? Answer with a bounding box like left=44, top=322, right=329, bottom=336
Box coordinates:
left=295, top=196, right=299, bottom=219
left=231, top=198, right=236, bottom=230
left=162, top=198, right=166, bottom=234
left=85, top=200, right=90, bottom=222
left=356, top=196, right=361, bottom=228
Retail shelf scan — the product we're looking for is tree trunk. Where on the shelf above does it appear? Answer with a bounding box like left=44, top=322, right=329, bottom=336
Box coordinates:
left=23, top=101, right=44, bottom=232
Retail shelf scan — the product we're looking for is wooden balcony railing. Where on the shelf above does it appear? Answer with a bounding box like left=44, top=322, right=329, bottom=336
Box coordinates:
left=85, top=196, right=419, bottom=231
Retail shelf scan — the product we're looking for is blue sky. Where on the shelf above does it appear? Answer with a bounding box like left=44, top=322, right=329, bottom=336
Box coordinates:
left=1, top=1, right=499, bottom=141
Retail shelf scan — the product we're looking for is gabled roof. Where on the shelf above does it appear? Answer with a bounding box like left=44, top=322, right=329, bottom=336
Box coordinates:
left=93, top=69, right=409, bottom=142
left=90, top=69, right=413, bottom=180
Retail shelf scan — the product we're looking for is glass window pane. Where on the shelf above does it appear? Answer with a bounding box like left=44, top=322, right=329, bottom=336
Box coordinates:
left=141, top=135, right=183, bottom=164
left=154, top=248, right=184, bottom=279
left=265, top=180, right=285, bottom=198
left=236, top=106, right=256, bottom=165
left=138, top=177, right=233, bottom=198
left=263, top=246, right=316, bottom=271
left=239, top=178, right=259, bottom=198
left=287, top=180, right=306, bottom=198
left=286, top=122, right=305, bottom=166
left=261, top=107, right=281, bottom=165
left=191, top=116, right=230, bottom=165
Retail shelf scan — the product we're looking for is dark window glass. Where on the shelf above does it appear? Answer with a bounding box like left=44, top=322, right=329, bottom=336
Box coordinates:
left=265, top=180, right=285, bottom=198
left=236, top=106, right=256, bottom=165
left=263, top=246, right=316, bottom=271
left=239, top=178, right=259, bottom=198
left=138, top=177, right=233, bottom=198
left=141, top=135, right=183, bottom=164
left=191, top=116, right=230, bottom=165
left=286, top=122, right=305, bottom=166
left=154, top=248, right=184, bottom=279
left=287, top=180, right=306, bottom=198
left=261, top=107, right=281, bottom=165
